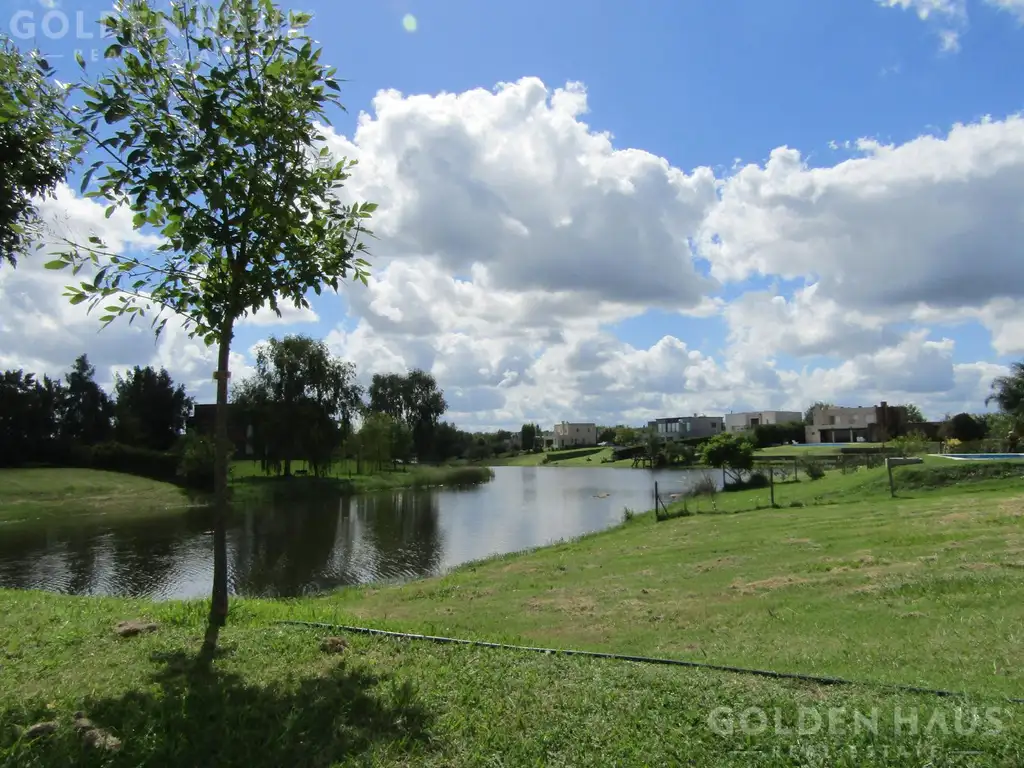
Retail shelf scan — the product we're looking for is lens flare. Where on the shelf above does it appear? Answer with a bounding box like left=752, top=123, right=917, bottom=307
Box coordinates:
left=402, top=13, right=418, bottom=32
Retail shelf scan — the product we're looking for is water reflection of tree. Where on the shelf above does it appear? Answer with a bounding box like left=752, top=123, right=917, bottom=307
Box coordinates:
left=356, top=490, right=444, bottom=582
left=230, top=490, right=343, bottom=597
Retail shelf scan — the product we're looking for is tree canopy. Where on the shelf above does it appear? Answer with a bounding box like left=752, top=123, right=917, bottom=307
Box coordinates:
left=367, top=370, right=447, bottom=460
left=987, top=362, right=1024, bottom=427
left=114, top=365, right=193, bottom=451
left=233, top=335, right=362, bottom=477
left=0, top=38, right=76, bottom=267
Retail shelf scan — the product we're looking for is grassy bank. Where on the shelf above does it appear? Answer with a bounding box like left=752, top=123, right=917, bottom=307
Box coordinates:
left=300, top=464, right=1024, bottom=701
left=228, top=461, right=493, bottom=498
left=2, top=589, right=1021, bottom=766
left=0, top=468, right=200, bottom=523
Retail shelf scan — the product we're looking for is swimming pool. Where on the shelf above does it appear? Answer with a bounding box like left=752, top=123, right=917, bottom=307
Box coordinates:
left=938, top=453, right=1024, bottom=461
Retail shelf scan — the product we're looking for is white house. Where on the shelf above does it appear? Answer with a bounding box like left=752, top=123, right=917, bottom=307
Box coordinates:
left=724, top=410, right=803, bottom=433
left=551, top=421, right=597, bottom=449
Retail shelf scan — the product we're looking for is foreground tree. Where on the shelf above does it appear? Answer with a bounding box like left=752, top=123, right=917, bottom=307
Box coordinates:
left=114, top=365, right=193, bottom=450
left=47, top=0, right=374, bottom=654
left=0, top=38, right=76, bottom=267
left=234, top=335, right=362, bottom=477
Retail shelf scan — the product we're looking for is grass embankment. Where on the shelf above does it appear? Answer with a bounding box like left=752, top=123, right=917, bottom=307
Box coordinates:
left=0, top=468, right=200, bottom=524
left=484, top=447, right=636, bottom=468
left=3, top=461, right=1024, bottom=764
left=0, top=463, right=494, bottom=523
left=228, top=460, right=493, bottom=499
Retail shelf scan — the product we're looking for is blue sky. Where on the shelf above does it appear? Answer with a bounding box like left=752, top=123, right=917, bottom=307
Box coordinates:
left=4, top=0, right=1024, bottom=428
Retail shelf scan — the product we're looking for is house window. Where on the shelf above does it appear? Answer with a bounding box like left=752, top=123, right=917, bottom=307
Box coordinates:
left=686, top=422, right=692, bottom=433
left=710, top=422, right=717, bottom=429
left=828, top=415, right=836, bottom=425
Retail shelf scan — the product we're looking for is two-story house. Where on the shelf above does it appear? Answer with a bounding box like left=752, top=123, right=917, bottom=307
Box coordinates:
left=647, top=415, right=724, bottom=441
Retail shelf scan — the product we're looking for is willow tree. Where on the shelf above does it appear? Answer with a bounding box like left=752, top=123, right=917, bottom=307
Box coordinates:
left=46, top=0, right=373, bottom=652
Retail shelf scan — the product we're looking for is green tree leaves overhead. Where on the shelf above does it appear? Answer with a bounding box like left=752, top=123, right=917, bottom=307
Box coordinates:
left=0, top=37, right=77, bottom=267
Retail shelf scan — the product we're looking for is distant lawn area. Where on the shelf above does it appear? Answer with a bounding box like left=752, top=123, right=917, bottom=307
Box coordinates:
left=485, top=447, right=642, bottom=468
left=0, top=461, right=494, bottom=523
left=0, top=468, right=199, bottom=523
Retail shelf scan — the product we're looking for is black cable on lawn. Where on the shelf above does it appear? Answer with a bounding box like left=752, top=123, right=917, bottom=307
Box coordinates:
left=275, top=620, right=1024, bottom=705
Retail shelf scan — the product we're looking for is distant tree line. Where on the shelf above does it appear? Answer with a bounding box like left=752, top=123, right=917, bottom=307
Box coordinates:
left=1, top=354, right=194, bottom=476
left=226, top=334, right=482, bottom=475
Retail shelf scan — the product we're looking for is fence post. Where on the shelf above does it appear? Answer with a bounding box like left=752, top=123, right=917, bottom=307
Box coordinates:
left=769, top=466, right=775, bottom=506
left=886, top=458, right=896, bottom=498
left=654, top=481, right=659, bottom=517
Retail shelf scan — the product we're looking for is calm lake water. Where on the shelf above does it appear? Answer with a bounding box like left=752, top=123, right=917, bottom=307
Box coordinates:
left=0, top=466, right=718, bottom=599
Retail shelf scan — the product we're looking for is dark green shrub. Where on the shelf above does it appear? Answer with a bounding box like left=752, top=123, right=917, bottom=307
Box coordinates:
left=176, top=432, right=216, bottom=491
left=724, top=470, right=770, bottom=492
left=802, top=459, right=826, bottom=480
left=78, top=441, right=180, bottom=484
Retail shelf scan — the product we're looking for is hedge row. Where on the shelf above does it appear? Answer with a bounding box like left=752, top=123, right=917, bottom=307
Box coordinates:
left=543, top=446, right=603, bottom=462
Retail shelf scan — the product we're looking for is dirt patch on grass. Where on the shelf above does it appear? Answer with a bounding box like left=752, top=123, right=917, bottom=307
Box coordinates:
left=959, top=562, right=998, bottom=571
left=731, top=575, right=810, bottom=594
left=940, top=512, right=972, bottom=523
left=998, top=498, right=1024, bottom=518
left=691, top=556, right=746, bottom=573
left=525, top=594, right=599, bottom=615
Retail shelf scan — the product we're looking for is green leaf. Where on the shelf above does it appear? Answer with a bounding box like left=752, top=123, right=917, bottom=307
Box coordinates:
left=75, top=51, right=85, bottom=69
left=44, top=260, right=68, bottom=270
left=105, top=44, right=123, bottom=59
left=69, top=293, right=87, bottom=306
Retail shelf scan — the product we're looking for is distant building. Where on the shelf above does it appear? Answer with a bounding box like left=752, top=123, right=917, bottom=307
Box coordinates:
left=647, top=415, right=724, bottom=441
left=551, top=421, right=597, bottom=449
left=724, top=410, right=803, bottom=433
left=804, top=401, right=908, bottom=444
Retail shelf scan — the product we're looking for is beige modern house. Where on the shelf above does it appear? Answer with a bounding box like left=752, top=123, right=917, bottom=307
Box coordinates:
left=804, top=402, right=907, bottom=443
left=550, top=421, right=597, bottom=449
left=724, top=410, right=803, bottom=433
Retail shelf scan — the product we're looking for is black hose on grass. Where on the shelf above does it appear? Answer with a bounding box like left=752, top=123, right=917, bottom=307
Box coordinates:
left=275, top=620, right=1024, bottom=704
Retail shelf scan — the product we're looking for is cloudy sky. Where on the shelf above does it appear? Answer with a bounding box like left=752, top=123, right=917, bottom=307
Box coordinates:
left=3, top=0, right=1024, bottom=430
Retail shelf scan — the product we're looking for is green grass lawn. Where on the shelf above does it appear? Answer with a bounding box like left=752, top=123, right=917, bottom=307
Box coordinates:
left=0, top=468, right=201, bottom=523
left=3, top=461, right=1024, bottom=765
left=484, top=447, right=637, bottom=468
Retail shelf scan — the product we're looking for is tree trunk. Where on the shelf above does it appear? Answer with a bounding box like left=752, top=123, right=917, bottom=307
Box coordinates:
left=203, top=320, right=233, bottom=657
